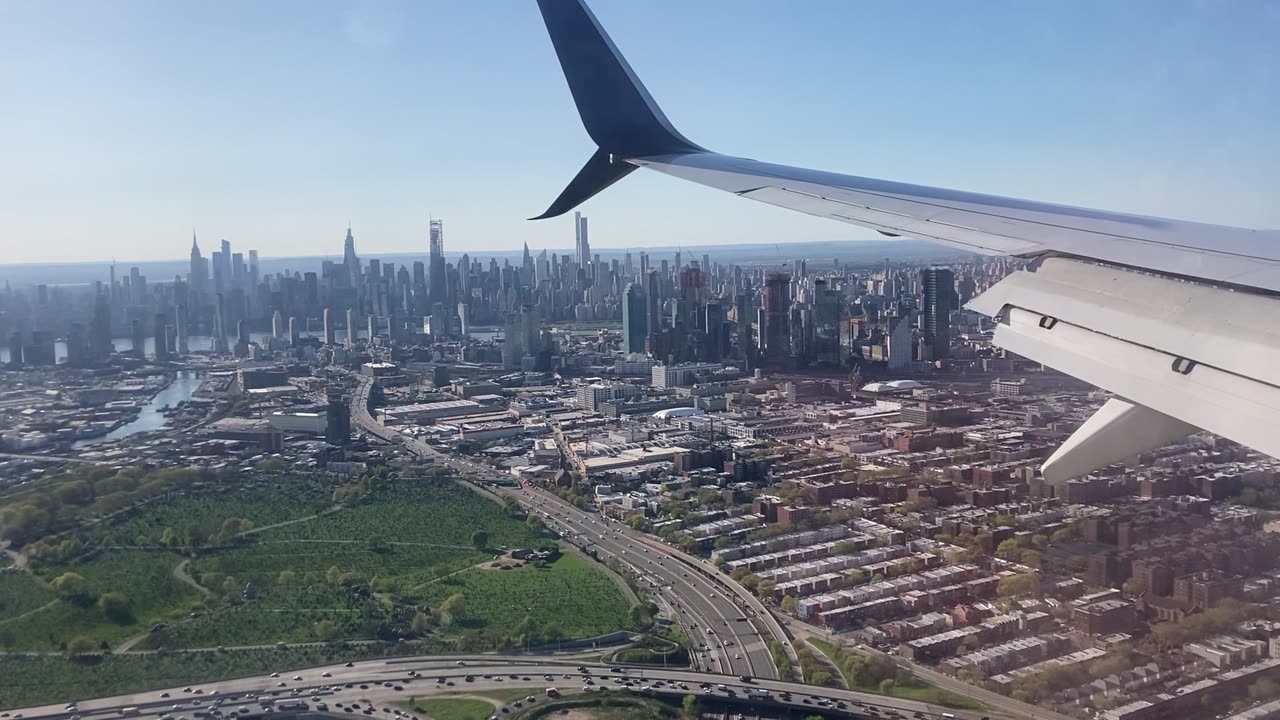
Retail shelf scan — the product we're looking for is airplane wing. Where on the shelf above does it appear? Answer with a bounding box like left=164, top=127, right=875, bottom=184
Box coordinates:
left=531, top=0, right=1280, bottom=479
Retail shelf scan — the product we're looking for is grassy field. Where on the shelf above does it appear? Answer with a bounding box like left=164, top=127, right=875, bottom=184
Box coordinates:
left=0, top=569, right=56, bottom=620
left=1, top=476, right=631, bottom=657
left=0, top=643, right=416, bottom=710
left=88, top=479, right=333, bottom=547
left=806, top=637, right=984, bottom=710
left=411, top=552, right=631, bottom=641
left=401, top=697, right=494, bottom=720
left=256, top=481, right=543, bottom=548
left=2, top=550, right=201, bottom=652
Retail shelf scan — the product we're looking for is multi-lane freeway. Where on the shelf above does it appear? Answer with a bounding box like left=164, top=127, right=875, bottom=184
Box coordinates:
left=337, top=378, right=1021, bottom=719
left=348, top=376, right=781, bottom=679
left=516, top=484, right=777, bottom=678
left=9, top=656, right=994, bottom=720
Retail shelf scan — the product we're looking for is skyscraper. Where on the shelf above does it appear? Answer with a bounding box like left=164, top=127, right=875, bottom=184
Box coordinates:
left=272, top=310, right=284, bottom=340
left=428, top=219, right=447, bottom=305
left=645, top=269, right=661, bottom=352
left=574, top=212, right=590, bottom=270
left=920, top=267, right=957, bottom=359
left=176, top=304, right=189, bottom=355
left=322, top=307, right=334, bottom=345
left=90, top=292, right=112, bottom=362
left=622, top=283, right=647, bottom=355
left=189, top=231, right=207, bottom=297
left=153, top=314, right=168, bottom=360
left=761, top=272, right=791, bottom=364
left=345, top=308, right=355, bottom=347
left=213, top=293, right=229, bottom=354
left=343, top=226, right=360, bottom=287
left=130, top=319, right=145, bottom=359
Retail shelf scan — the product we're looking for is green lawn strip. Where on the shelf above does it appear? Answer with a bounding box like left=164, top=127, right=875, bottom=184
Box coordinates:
left=410, top=552, right=631, bottom=641
left=512, top=694, right=676, bottom=720
left=0, top=643, right=413, bottom=710
left=805, top=637, right=984, bottom=711
left=400, top=697, right=495, bottom=720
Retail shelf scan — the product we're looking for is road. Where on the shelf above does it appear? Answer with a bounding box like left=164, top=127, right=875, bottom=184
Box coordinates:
left=0, top=452, right=112, bottom=466
left=9, top=656, right=996, bottom=720
left=348, top=377, right=778, bottom=680
left=346, top=377, right=1025, bottom=717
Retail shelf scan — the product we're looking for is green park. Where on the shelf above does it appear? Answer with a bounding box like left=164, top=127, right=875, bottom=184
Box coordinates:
left=0, top=465, right=635, bottom=708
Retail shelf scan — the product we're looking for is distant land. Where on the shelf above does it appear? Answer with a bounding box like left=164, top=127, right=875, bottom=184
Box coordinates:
left=0, top=238, right=974, bottom=288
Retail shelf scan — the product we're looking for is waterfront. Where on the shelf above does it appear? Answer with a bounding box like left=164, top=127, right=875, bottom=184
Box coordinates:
left=71, top=370, right=204, bottom=448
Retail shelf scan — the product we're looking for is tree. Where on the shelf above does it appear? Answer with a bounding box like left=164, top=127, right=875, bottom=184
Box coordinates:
left=755, top=580, right=776, bottom=599
left=681, top=694, right=699, bottom=720
left=441, top=593, right=467, bottom=623
left=781, top=595, right=797, bottom=614
left=411, top=611, right=435, bottom=635
left=833, top=540, right=858, bottom=555
left=1121, top=577, right=1146, bottom=596
left=367, top=535, right=389, bottom=553
left=1020, top=550, right=1042, bottom=570
left=1050, top=526, right=1076, bottom=543
left=98, top=592, right=131, bottom=623
left=809, top=670, right=833, bottom=687
left=326, top=566, right=343, bottom=585
left=995, top=539, right=1024, bottom=562
left=628, top=604, right=652, bottom=629
left=65, top=635, right=97, bottom=656
left=258, top=457, right=286, bottom=472
left=879, top=678, right=896, bottom=694
left=277, top=570, right=297, bottom=587
left=313, top=620, right=339, bottom=641
left=525, top=516, right=546, bottom=534
left=997, top=572, right=1041, bottom=598
left=54, top=480, right=95, bottom=507
left=471, top=530, right=489, bottom=550
left=51, top=572, right=88, bottom=598
left=222, top=576, right=241, bottom=597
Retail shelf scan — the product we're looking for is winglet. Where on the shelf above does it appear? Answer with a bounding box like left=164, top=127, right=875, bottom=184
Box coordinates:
left=532, top=0, right=705, bottom=219
left=529, top=148, right=638, bottom=220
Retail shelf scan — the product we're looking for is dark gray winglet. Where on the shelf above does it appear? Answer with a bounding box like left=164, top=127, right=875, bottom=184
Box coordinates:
left=529, top=148, right=638, bottom=220
left=531, top=0, right=705, bottom=219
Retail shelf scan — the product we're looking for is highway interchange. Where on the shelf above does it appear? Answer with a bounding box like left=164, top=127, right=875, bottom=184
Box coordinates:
left=9, top=655, right=993, bottom=720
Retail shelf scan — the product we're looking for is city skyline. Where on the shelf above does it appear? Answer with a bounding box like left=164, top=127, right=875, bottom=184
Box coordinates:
left=4, top=0, right=1279, bottom=263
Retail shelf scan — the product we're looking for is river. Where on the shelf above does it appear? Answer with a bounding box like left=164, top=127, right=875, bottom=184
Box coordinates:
left=71, top=370, right=205, bottom=448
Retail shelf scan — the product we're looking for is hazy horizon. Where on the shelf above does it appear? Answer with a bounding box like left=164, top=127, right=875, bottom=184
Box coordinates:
left=0, top=238, right=974, bottom=288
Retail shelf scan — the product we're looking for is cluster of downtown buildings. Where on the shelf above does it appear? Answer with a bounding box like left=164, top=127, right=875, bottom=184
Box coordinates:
left=3, top=213, right=1015, bottom=376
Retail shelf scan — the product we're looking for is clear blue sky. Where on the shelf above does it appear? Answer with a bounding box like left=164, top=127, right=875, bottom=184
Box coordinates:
left=2, top=0, right=1277, bottom=263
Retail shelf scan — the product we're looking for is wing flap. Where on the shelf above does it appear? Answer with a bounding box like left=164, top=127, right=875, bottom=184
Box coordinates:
left=969, top=258, right=1280, bottom=389
left=995, top=307, right=1280, bottom=463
